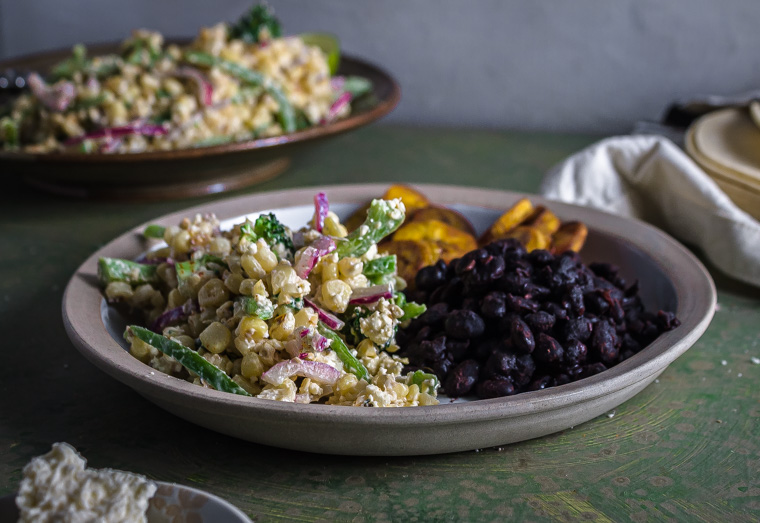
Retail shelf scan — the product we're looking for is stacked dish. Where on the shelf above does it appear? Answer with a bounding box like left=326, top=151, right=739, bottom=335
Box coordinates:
left=685, top=107, right=760, bottom=221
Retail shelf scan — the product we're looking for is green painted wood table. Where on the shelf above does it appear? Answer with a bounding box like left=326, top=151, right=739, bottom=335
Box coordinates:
left=1, top=126, right=759, bottom=522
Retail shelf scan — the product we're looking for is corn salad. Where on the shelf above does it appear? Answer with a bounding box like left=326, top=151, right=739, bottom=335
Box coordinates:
left=0, top=7, right=357, bottom=154
left=102, top=196, right=438, bottom=407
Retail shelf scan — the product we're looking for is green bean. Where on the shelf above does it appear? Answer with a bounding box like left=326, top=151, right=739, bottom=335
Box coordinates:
left=184, top=50, right=295, bottom=133
left=126, top=326, right=251, bottom=396
left=318, top=322, right=369, bottom=382
left=336, top=199, right=405, bottom=258
left=409, top=369, right=439, bottom=390
left=363, top=255, right=396, bottom=285
left=143, top=225, right=166, bottom=239
left=98, top=257, right=158, bottom=286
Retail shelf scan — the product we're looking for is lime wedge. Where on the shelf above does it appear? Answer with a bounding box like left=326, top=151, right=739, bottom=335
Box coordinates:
left=300, top=32, right=340, bottom=75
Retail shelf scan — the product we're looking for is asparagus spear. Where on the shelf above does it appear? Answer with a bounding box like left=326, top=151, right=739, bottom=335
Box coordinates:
left=317, top=322, right=369, bottom=382
left=335, top=199, right=406, bottom=258
left=126, top=326, right=251, bottom=396
left=98, top=257, right=158, bottom=286
left=184, top=50, right=295, bottom=133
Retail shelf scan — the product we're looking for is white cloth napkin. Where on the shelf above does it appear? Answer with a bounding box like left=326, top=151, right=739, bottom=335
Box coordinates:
left=540, top=135, right=760, bottom=287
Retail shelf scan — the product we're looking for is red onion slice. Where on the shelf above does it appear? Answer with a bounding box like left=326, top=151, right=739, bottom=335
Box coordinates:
left=304, top=297, right=345, bottom=330
left=314, top=192, right=329, bottom=233
left=28, top=73, right=75, bottom=112
left=150, top=300, right=198, bottom=333
left=349, top=284, right=394, bottom=305
left=294, top=236, right=336, bottom=279
left=65, top=122, right=168, bottom=146
left=174, top=66, right=214, bottom=106
left=324, top=91, right=352, bottom=124
left=261, top=358, right=340, bottom=386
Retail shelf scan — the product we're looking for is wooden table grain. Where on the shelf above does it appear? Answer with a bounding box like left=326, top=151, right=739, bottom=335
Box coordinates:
left=1, top=126, right=758, bottom=522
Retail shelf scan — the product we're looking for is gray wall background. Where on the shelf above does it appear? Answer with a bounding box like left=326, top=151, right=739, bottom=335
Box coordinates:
left=2, top=1, right=759, bottom=134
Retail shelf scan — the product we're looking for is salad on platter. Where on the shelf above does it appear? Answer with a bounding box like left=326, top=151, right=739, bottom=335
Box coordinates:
left=0, top=4, right=371, bottom=154
left=100, top=192, right=438, bottom=407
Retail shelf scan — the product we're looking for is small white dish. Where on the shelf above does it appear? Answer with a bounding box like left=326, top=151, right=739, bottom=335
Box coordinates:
left=0, top=481, right=251, bottom=523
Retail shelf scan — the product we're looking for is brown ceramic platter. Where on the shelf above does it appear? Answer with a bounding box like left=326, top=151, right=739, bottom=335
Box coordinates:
left=0, top=44, right=400, bottom=200
left=62, top=184, right=716, bottom=456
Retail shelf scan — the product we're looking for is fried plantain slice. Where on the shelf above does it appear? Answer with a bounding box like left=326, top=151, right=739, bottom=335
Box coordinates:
left=393, top=219, right=478, bottom=263
left=382, top=184, right=430, bottom=214
left=409, top=205, right=476, bottom=236
left=380, top=240, right=439, bottom=289
left=502, top=226, right=552, bottom=252
left=522, top=206, right=561, bottom=236
left=342, top=201, right=372, bottom=232
left=551, top=221, right=588, bottom=254
left=479, top=198, right=535, bottom=245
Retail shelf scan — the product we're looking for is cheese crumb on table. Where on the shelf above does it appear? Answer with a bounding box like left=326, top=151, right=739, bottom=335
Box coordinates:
left=15, top=442, right=157, bottom=523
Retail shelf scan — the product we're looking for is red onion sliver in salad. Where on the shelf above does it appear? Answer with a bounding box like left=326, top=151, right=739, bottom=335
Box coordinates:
left=65, top=122, right=168, bottom=146
left=349, top=283, right=394, bottom=305
left=294, top=236, right=336, bottom=279
left=314, top=192, right=329, bottom=233
left=174, top=66, right=214, bottom=106
left=27, top=73, right=75, bottom=112
left=150, top=300, right=198, bottom=333
left=324, top=91, right=352, bottom=123
left=304, top=298, right=345, bottom=330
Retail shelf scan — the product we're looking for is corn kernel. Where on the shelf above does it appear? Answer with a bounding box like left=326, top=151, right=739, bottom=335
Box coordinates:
left=199, top=321, right=231, bottom=354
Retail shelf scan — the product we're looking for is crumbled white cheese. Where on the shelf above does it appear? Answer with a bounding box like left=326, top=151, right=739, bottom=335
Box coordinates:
left=16, top=442, right=157, bottom=523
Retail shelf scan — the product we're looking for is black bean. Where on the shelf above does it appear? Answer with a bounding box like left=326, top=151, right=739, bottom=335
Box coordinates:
left=476, top=378, right=516, bottom=399
left=577, top=362, right=607, bottom=379
left=446, top=338, right=471, bottom=362
left=445, top=309, right=485, bottom=339
left=656, top=310, right=681, bottom=331
left=528, top=249, right=554, bottom=266
left=443, top=360, right=480, bottom=397
left=513, top=355, right=536, bottom=388
left=590, top=320, right=619, bottom=365
left=534, top=333, right=564, bottom=369
left=480, top=291, right=507, bottom=319
left=525, top=311, right=555, bottom=334
left=419, top=336, right=447, bottom=361
left=528, top=375, right=554, bottom=391
left=418, top=302, right=449, bottom=330
left=484, top=351, right=517, bottom=379
left=433, top=357, right=454, bottom=378
left=510, top=317, right=535, bottom=354
left=564, top=339, right=588, bottom=367
left=506, top=294, right=539, bottom=314
left=415, top=264, right=447, bottom=291
left=563, top=317, right=593, bottom=343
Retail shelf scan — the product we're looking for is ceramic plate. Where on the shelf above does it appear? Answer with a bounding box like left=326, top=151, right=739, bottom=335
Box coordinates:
left=62, top=184, right=716, bottom=456
left=0, top=481, right=251, bottom=522
left=0, top=44, right=400, bottom=200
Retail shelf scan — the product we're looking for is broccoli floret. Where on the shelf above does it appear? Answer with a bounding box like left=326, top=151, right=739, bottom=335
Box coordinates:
left=240, top=213, right=295, bottom=259
left=229, top=4, right=282, bottom=44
